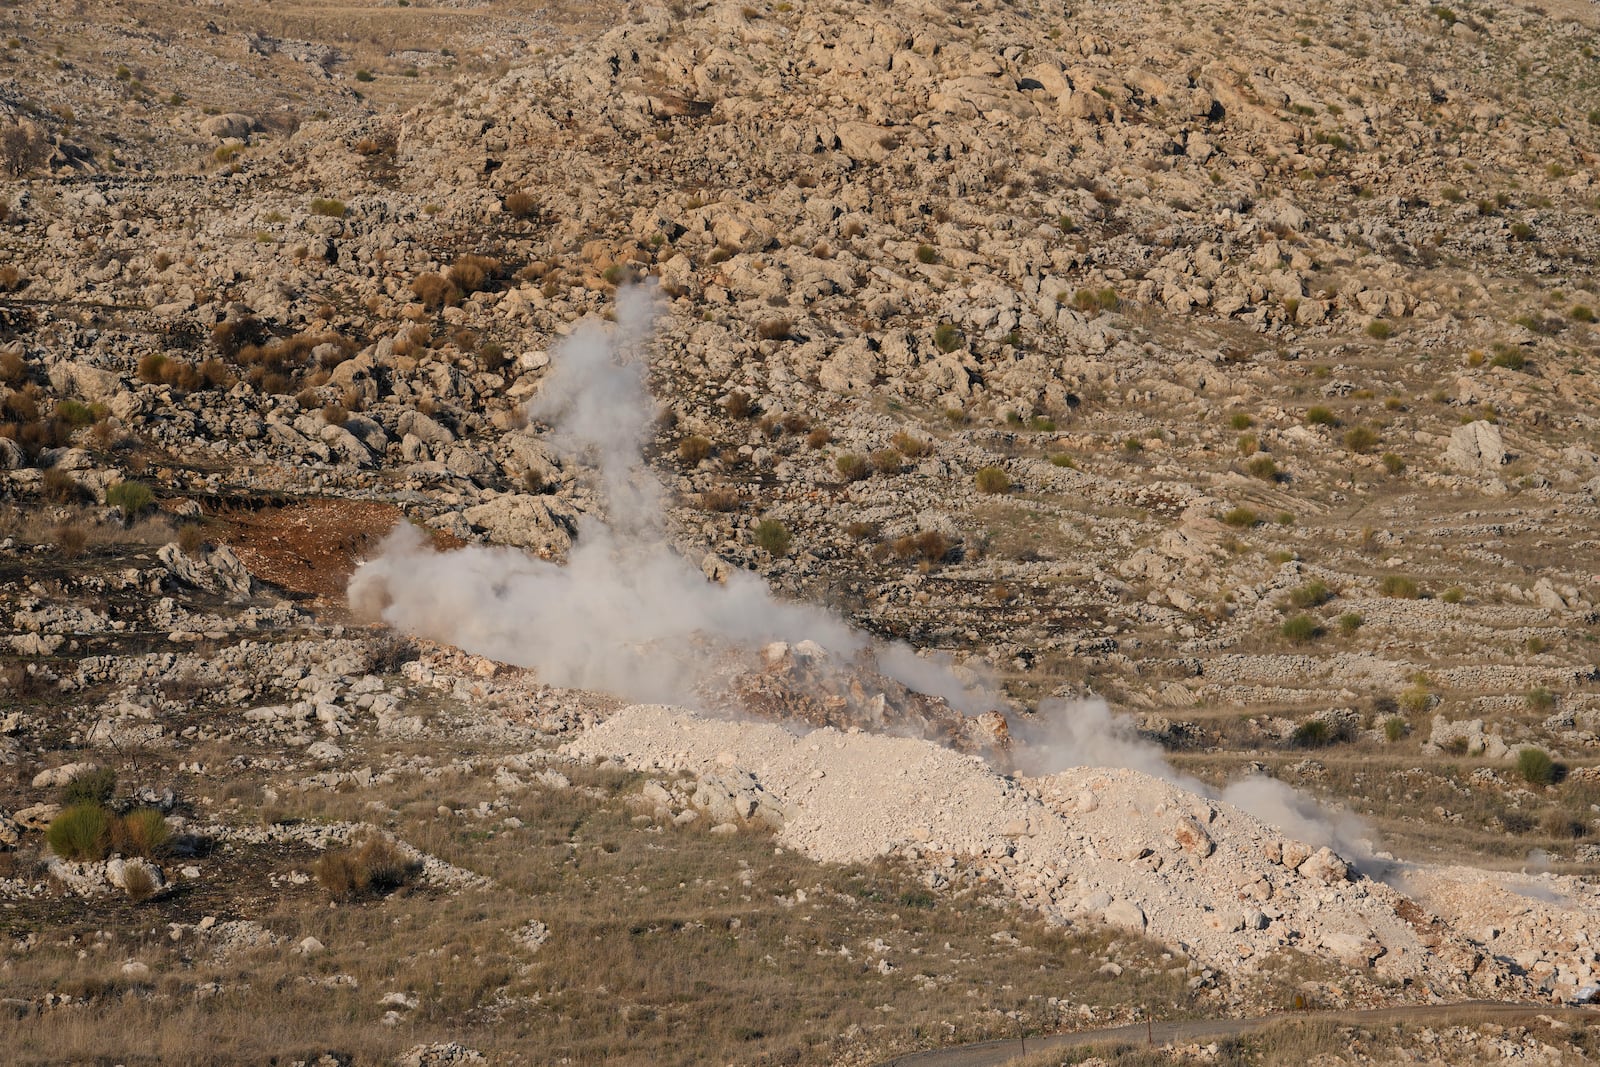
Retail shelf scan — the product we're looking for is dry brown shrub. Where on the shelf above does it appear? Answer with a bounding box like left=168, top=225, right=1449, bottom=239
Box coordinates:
left=0, top=349, right=24, bottom=385
left=678, top=435, right=713, bottom=464
left=723, top=391, right=755, bottom=419
left=447, top=254, right=500, bottom=295
left=504, top=190, right=538, bottom=219
left=699, top=486, right=742, bottom=512
left=321, top=403, right=349, bottom=426
left=412, top=271, right=458, bottom=308
left=893, top=530, right=952, bottom=563
left=0, top=265, right=23, bottom=292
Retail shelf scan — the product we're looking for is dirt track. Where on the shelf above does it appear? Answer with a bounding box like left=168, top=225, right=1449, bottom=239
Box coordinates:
left=873, top=1002, right=1599, bottom=1067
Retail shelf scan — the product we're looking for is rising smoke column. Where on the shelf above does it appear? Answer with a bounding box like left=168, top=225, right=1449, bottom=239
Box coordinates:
left=349, top=287, right=1381, bottom=870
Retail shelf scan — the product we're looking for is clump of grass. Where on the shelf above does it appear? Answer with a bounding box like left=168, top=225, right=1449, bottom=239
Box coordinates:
left=1337, top=612, right=1364, bottom=636
left=805, top=426, right=832, bottom=449
left=870, top=449, right=903, bottom=475
left=309, top=196, right=346, bottom=218
left=754, top=518, right=791, bottom=556
left=1383, top=716, right=1408, bottom=742
left=1378, top=574, right=1419, bottom=599
left=1344, top=425, right=1379, bottom=454
left=112, top=808, right=171, bottom=859
left=893, top=530, right=953, bottom=564
left=315, top=835, right=420, bottom=901
left=1365, top=320, right=1393, bottom=340
left=1280, top=614, right=1323, bottom=644
left=724, top=391, right=756, bottom=419
left=503, top=190, right=538, bottom=219
left=105, top=480, right=154, bottom=522
left=1229, top=412, right=1254, bottom=430
left=891, top=431, right=931, bottom=458
left=974, top=466, right=1010, bottom=494
left=835, top=453, right=869, bottom=482
left=933, top=323, right=964, bottom=353
left=1287, top=580, right=1332, bottom=608
left=1440, top=586, right=1464, bottom=604
left=61, top=766, right=117, bottom=807
left=1381, top=452, right=1405, bottom=474
left=1246, top=455, right=1278, bottom=481
left=411, top=271, right=459, bottom=309
left=1526, top=687, right=1556, bottom=714
left=47, top=804, right=111, bottom=861
left=677, top=435, right=712, bottom=464
left=915, top=243, right=938, bottom=264
left=1305, top=406, right=1337, bottom=427
left=1516, top=747, right=1557, bottom=787
left=1290, top=719, right=1331, bottom=746
left=1222, top=507, right=1258, bottom=528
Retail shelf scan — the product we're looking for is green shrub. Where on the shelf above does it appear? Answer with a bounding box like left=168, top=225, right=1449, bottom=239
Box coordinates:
left=1526, top=687, right=1556, bottom=713
left=915, top=243, right=937, bottom=264
left=105, top=480, right=154, bottom=520
left=354, top=69, right=375, bottom=82
left=1246, top=455, right=1278, bottom=481
left=933, top=323, right=963, bottom=353
left=1381, top=452, right=1405, bottom=474
left=1222, top=507, right=1258, bottom=528
left=1049, top=453, right=1076, bottom=468
left=1290, top=719, right=1331, bottom=746
left=1383, top=716, right=1407, bottom=742
left=1440, top=586, right=1464, bottom=604
left=974, top=466, right=1010, bottom=494
left=47, top=804, right=111, bottom=861
left=835, top=453, right=869, bottom=482
left=1288, top=580, right=1332, bottom=609
left=1571, top=305, right=1596, bottom=324
left=1305, top=406, right=1337, bottom=426
left=310, top=197, right=347, bottom=218
left=61, top=766, right=117, bottom=807
left=1344, top=425, right=1379, bottom=454
left=1489, top=347, right=1525, bottom=371
left=113, top=808, right=171, bottom=858
left=55, top=399, right=95, bottom=427
left=1280, top=614, right=1322, bottom=644
left=1229, top=413, right=1254, bottom=430
left=1365, top=320, right=1393, bottom=340
left=1337, top=612, right=1364, bottom=636
left=1517, top=747, right=1556, bottom=787
left=1378, top=574, right=1419, bottom=599
left=754, top=519, right=791, bottom=556
left=1398, top=685, right=1433, bottom=714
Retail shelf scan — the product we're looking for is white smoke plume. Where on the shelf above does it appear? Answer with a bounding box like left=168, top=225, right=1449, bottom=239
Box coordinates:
left=351, top=285, right=1381, bottom=870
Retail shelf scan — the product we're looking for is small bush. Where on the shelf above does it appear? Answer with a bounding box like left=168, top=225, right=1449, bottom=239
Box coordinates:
left=1398, top=686, right=1433, bottom=714
left=724, top=391, right=755, bottom=419
left=1383, top=716, right=1407, bottom=742
left=1440, top=586, right=1464, bottom=604
left=1517, top=747, right=1556, bottom=787
left=699, top=486, right=741, bottom=512
left=113, top=808, right=171, bottom=859
left=1290, top=719, right=1331, bottom=747
left=47, top=804, right=111, bottom=861
left=1489, top=347, right=1526, bottom=371
left=320, top=403, right=349, bottom=426
left=1378, top=575, right=1419, bottom=599
left=1288, top=580, right=1332, bottom=609
left=411, top=271, right=459, bottom=309
left=1246, top=455, right=1278, bottom=481
left=1381, top=452, right=1405, bottom=474
left=1571, top=304, right=1596, bottom=324
left=61, top=766, right=117, bottom=807
left=677, top=435, right=712, bottom=464
left=835, top=453, right=869, bottom=482
left=1229, top=412, right=1254, bottom=430
left=805, top=426, right=832, bottom=449
left=106, top=480, right=154, bottom=521
left=316, top=835, right=419, bottom=900
left=1526, top=687, right=1556, bottom=713
left=754, top=518, right=791, bottom=556
left=893, top=530, right=953, bottom=563
left=1305, top=406, right=1337, bottom=427
left=974, top=466, right=1010, bottom=494
left=915, top=243, right=938, bottom=264
left=503, top=190, right=538, bottom=219
left=1365, top=320, right=1393, bottom=340
left=1049, top=453, right=1076, bottom=468
left=1344, top=425, right=1380, bottom=454
left=756, top=318, right=792, bottom=341
left=310, top=197, right=346, bottom=218
left=447, top=254, right=500, bottom=295
left=1337, top=612, right=1364, bottom=636
left=933, top=323, right=963, bottom=353
left=891, top=431, right=931, bottom=458
left=1280, top=615, right=1322, bottom=644
left=870, top=449, right=903, bottom=475
left=122, top=862, right=158, bottom=902
left=1222, top=507, right=1258, bottom=528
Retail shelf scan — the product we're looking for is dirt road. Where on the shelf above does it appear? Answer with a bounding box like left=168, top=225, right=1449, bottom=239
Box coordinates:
left=873, top=1002, right=1596, bottom=1067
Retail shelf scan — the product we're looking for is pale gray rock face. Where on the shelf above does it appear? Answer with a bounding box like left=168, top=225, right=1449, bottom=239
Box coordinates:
left=1446, top=420, right=1506, bottom=473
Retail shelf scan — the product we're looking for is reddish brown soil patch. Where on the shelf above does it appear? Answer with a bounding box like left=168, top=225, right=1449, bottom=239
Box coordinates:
left=220, top=499, right=457, bottom=609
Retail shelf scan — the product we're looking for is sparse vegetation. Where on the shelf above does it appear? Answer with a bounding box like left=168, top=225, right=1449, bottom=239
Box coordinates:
left=1516, top=747, right=1556, bottom=787
left=754, top=518, right=791, bottom=556
left=1222, top=507, right=1258, bottom=528
left=1378, top=575, right=1420, bottom=599
left=975, top=466, right=1011, bottom=494
left=1280, top=614, right=1323, bottom=644
left=47, top=803, right=111, bottom=861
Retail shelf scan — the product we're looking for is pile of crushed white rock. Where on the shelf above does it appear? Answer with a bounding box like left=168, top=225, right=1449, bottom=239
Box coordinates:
left=567, top=703, right=1600, bottom=1000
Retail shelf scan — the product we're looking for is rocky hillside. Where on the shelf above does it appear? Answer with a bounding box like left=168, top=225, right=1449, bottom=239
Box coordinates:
left=2, top=0, right=1600, bottom=1060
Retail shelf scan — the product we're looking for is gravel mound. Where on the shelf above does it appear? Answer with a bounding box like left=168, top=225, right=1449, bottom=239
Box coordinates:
left=567, top=704, right=1600, bottom=998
